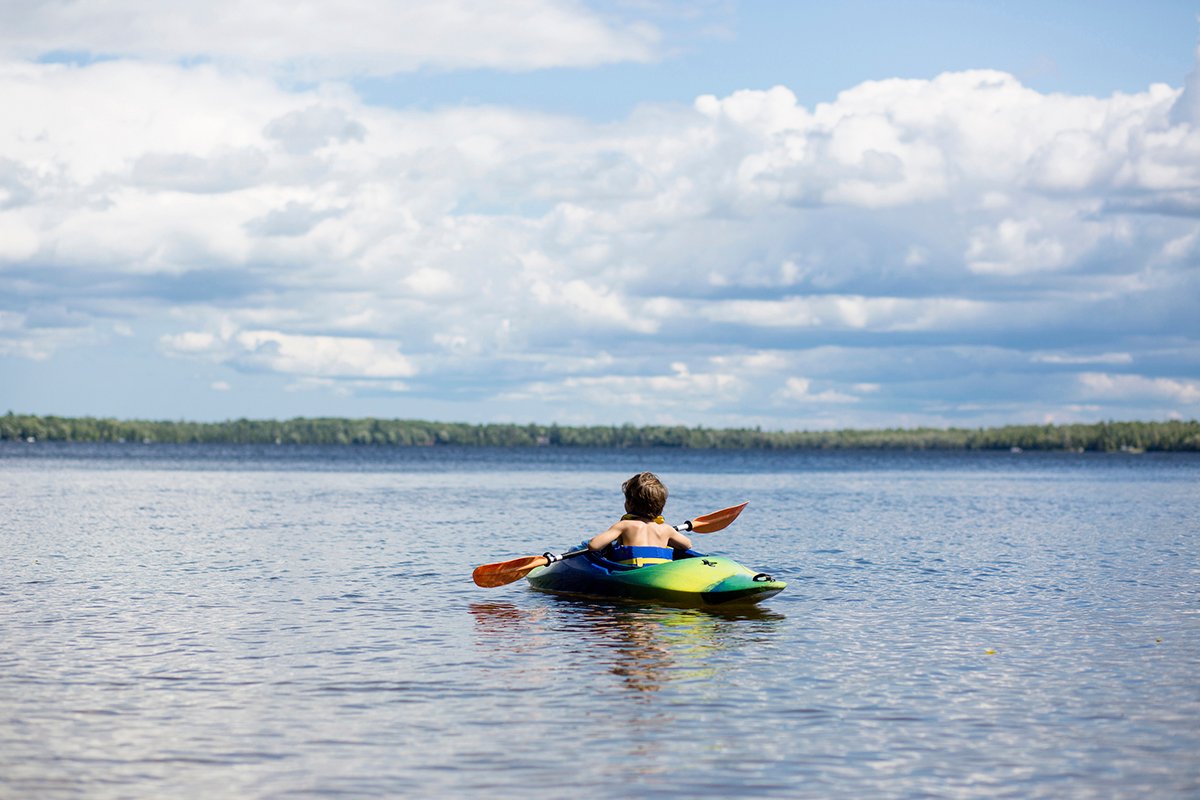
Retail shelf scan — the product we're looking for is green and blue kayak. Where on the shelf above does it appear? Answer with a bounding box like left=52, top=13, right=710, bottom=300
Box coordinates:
left=526, top=543, right=786, bottom=607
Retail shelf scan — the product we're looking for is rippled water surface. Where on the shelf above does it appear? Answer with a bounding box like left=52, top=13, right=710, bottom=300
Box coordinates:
left=2, top=444, right=1197, bottom=798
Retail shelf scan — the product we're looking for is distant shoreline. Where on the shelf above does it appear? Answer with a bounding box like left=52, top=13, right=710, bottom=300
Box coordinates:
left=3, top=413, right=1198, bottom=452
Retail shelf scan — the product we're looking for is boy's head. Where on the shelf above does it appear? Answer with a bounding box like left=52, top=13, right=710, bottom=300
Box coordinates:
left=622, top=472, right=668, bottom=517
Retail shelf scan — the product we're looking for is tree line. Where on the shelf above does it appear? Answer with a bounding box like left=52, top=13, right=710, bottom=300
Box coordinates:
left=3, top=412, right=1198, bottom=451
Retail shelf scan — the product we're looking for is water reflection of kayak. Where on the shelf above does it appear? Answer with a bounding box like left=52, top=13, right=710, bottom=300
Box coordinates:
left=526, top=542, right=786, bottom=607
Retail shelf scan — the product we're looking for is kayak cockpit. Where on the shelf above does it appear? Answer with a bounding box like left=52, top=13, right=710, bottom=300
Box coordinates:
left=586, top=543, right=704, bottom=573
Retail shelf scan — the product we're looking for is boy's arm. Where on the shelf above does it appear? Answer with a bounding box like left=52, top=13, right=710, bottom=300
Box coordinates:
left=668, top=530, right=693, bottom=550
left=588, top=523, right=624, bottom=551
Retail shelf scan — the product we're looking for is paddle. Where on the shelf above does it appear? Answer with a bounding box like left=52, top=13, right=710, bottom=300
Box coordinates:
left=471, top=502, right=748, bottom=588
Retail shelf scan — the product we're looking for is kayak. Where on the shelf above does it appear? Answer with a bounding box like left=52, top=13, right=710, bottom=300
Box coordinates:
left=525, top=542, right=786, bottom=606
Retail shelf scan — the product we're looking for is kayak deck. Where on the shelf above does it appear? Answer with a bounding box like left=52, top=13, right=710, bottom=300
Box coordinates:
left=526, top=544, right=786, bottom=607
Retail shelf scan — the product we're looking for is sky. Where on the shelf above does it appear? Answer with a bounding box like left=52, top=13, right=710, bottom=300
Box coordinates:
left=2, top=0, right=1199, bottom=430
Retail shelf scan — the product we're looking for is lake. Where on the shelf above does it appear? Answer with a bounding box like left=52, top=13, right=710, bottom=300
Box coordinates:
left=1, top=443, right=1197, bottom=798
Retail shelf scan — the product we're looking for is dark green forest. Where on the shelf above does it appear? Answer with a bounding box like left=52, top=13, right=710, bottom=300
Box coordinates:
left=3, top=412, right=1198, bottom=451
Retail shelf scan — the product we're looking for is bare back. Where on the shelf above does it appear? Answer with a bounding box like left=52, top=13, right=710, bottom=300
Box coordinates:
left=587, top=517, right=692, bottom=552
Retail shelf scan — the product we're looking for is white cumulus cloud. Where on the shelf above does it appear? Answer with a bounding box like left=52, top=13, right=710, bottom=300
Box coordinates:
left=1078, top=373, right=1200, bottom=405
left=161, top=327, right=416, bottom=380
left=0, top=0, right=660, bottom=76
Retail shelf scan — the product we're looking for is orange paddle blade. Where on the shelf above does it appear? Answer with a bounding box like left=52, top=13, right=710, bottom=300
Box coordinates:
left=688, top=502, right=748, bottom=533
left=472, top=555, right=550, bottom=588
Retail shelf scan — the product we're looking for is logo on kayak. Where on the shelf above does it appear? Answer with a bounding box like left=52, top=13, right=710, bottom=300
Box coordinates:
left=702, top=559, right=718, bottom=567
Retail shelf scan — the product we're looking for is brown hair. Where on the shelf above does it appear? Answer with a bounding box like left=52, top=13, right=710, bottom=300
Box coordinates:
left=622, top=472, right=668, bottom=518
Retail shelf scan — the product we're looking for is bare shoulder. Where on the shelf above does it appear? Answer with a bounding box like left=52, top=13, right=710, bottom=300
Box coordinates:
left=652, top=521, right=682, bottom=546
left=658, top=522, right=691, bottom=549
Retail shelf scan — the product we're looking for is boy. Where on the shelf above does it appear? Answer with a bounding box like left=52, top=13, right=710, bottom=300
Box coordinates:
left=587, top=472, right=693, bottom=566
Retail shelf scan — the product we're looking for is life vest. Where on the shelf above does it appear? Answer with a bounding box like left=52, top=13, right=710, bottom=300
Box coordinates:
left=608, top=544, right=675, bottom=567
left=621, top=513, right=665, bottom=523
